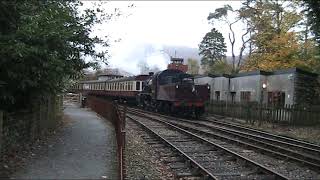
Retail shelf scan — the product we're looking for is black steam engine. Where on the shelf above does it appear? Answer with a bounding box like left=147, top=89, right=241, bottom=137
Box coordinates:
left=138, top=69, right=209, bottom=117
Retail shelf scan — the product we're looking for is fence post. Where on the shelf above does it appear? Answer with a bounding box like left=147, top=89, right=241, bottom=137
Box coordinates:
left=121, top=103, right=126, bottom=179
left=0, top=111, right=3, bottom=154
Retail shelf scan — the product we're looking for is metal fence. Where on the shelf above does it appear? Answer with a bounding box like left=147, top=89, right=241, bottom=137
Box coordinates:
left=86, top=96, right=126, bottom=180
left=206, top=100, right=320, bottom=126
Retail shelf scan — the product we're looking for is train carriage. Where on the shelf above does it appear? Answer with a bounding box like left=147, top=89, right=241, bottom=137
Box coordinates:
left=78, top=75, right=150, bottom=103
left=73, top=70, right=209, bottom=118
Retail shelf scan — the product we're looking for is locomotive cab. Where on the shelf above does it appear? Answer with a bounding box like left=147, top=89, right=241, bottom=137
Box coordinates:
left=138, top=69, right=208, bottom=118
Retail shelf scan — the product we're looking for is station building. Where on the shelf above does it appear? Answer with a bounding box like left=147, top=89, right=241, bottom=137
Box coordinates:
left=194, top=68, right=320, bottom=106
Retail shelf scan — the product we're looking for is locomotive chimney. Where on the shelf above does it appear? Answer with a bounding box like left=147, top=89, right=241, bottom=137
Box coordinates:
left=149, top=72, right=154, bottom=76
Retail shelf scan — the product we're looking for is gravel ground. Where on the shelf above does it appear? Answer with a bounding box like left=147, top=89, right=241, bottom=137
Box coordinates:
left=125, top=119, right=174, bottom=180
left=10, top=103, right=118, bottom=179
left=207, top=115, right=320, bottom=145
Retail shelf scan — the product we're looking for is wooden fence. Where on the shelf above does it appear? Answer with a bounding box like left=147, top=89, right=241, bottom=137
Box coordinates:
left=206, top=101, right=320, bottom=126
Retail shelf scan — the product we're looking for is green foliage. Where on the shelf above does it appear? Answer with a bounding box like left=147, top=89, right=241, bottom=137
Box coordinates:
left=207, top=5, right=233, bottom=22
left=239, top=1, right=302, bottom=53
left=187, top=58, right=200, bottom=75
left=0, top=1, right=110, bottom=110
left=303, top=0, right=320, bottom=43
left=207, top=59, right=233, bottom=75
left=199, top=28, right=227, bottom=68
left=236, top=0, right=320, bottom=72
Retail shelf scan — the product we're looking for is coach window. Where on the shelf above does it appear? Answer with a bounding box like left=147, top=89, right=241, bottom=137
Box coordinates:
left=136, top=81, right=141, bottom=91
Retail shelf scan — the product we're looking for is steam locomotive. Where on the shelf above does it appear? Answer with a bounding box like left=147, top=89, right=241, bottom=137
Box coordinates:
left=74, top=69, right=210, bottom=118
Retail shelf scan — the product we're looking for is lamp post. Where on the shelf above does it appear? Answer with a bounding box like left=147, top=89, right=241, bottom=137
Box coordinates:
left=259, top=82, right=267, bottom=125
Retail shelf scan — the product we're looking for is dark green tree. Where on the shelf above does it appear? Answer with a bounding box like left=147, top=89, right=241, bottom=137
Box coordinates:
left=0, top=1, right=111, bottom=110
left=303, top=0, right=320, bottom=43
left=198, top=28, right=227, bottom=72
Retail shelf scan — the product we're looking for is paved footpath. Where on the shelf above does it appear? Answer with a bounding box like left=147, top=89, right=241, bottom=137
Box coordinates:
left=12, top=104, right=118, bottom=179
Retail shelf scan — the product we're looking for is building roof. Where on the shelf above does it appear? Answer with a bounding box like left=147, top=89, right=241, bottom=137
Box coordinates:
left=234, top=70, right=272, bottom=77
left=97, top=74, right=123, bottom=78
left=194, top=67, right=319, bottom=79
left=272, top=67, right=318, bottom=77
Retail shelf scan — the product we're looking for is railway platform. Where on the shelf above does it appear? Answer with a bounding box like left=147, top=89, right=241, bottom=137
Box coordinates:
left=11, top=103, right=118, bottom=179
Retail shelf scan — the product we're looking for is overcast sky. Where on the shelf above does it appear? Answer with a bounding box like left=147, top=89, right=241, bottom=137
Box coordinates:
left=82, top=1, right=244, bottom=75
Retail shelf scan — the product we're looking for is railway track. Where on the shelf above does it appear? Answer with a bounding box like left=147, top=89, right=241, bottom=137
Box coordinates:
left=204, top=116, right=320, bottom=154
left=127, top=110, right=289, bottom=180
left=125, top=107, right=320, bottom=179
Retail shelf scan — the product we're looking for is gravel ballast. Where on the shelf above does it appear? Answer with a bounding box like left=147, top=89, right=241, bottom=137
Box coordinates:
left=125, top=119, right=174, bottom=180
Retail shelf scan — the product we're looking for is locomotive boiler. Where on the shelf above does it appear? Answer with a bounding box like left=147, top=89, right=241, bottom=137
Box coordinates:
left=137, top=69, right=209, bottom=118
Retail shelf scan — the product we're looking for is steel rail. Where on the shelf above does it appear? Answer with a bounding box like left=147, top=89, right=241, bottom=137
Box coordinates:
left=205, top=116, right=320, bottom=152
left=126, top=106, right=320, bottom=155
left=127, top=115, right=218, bottom=180
left=128, top=111, right=289, bottom=180
left=127, top=108, right=320, bottom=171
